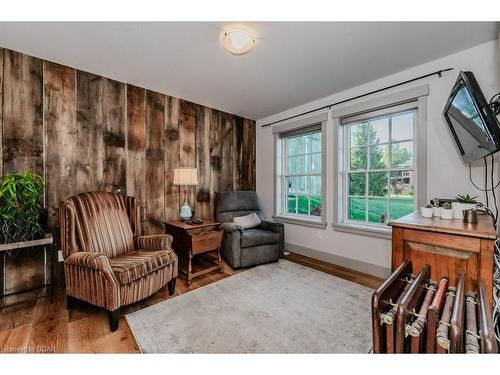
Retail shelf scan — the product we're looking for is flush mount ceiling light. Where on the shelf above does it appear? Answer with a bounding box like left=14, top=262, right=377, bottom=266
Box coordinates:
left=221, top=28, right=256, bottom=55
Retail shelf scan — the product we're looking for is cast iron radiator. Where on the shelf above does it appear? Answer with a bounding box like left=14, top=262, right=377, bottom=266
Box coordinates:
left=371, top=261, right=498, bottom=354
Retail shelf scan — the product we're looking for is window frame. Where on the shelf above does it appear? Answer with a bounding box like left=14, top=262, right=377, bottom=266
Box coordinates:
left=343, top=105, right=417, bottom=228
left=272, top=113, right=328, bottom=229
left=281, top=127, right=323, bottom=218
left=332, top=85, right=428, bottom=239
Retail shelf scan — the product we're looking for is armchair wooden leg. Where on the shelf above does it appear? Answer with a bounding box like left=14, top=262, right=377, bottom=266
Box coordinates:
left=107, top=307, right=121, bottom=332
left=66, top=296, right=76, bottom=310
left=168, top=277, right=177, bottom=296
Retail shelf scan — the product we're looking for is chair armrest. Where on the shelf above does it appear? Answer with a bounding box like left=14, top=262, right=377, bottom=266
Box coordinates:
left=64, top=251, right=111, bottom=271
left=257, top=220, right=284, bottom=233
left=221, top=222, right=243, bottom=233
left=258, top=220, right=284, bottom=257
left=136, top=234, right=173, bottom=250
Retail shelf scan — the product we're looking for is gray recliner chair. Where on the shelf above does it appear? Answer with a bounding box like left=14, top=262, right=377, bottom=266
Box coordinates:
left=215, top=191, right=284, bottom=268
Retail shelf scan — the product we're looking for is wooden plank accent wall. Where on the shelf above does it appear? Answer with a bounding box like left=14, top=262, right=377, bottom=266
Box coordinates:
left=0, top=48, right=3, bottom=178
left=102, top=78, right=127, bottom=194
left=220, top=113, right=234, bottom=192
left=209, top=109, right=222, bottom=218
left=44, top=61, right=77, bottom=231
left=179, top=100, right=197, bottom=214
left=145, top=90, right=165, bottom=234
left=2, top=50, right=44, bottom=176
left=0, top=47, right=256, bottom=293
left=126, top=85, right=146, bottom=226
left=164, top=96, right=180, bottom=221
left=196, top=105, right=211, bottom=220
left=76, top=71, right=103, bottom=192
left=2, top=52, right=46, bottom=296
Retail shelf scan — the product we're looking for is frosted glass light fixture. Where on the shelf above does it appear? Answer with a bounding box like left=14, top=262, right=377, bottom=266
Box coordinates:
left=221, top=28, right=255, bottom=55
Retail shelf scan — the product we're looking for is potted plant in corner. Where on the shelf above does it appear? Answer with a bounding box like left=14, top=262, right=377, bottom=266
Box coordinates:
left=0, top=171, right=45, bottom=244
left=453, top=194, right=478, bottom=220
left=440, top=202, right=454, bottom=220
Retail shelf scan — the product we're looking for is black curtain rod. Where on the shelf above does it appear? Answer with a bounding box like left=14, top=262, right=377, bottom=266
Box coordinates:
left=261, top=67, right=455, bottom=128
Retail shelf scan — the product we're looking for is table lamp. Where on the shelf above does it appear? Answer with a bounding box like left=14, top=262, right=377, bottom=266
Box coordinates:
left=173, top=167, right=198, bottom=221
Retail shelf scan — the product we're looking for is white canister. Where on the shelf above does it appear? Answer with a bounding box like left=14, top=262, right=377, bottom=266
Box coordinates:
left=433, top=207, right=441, bottom=217
left=421, top=207, right=433, bottom=218
left=441, top=208, right=454, bottom=220
left=452, top=202, right=477, bottom=219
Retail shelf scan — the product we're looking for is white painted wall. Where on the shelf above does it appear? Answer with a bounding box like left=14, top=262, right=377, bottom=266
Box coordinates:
left=256, top=40, right=500, bottom=277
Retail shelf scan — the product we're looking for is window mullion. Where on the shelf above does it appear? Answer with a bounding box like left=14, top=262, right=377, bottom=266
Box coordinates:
left=366, top=140, right=370, bottom=222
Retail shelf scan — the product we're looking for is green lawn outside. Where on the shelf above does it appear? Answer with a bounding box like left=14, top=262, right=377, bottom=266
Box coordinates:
left=287, top=194, right=413, bottom=222
left=287, top=195, right=321, bottom=216
left=349, top=197, right=414, bottom=222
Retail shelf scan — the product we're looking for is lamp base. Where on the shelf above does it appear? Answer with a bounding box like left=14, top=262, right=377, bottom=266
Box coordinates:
left=179, top=201, right=193, bottom=221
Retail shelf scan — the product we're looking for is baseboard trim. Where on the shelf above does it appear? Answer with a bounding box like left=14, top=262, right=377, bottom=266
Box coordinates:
left=284, top=242, right=390, bottom=279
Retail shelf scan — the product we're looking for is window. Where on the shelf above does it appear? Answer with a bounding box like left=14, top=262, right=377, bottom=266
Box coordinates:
left=273, top=113, right=327, bottom=228
left=332, top=84, right=428, bottom=238
left=283, top=128, right=322, bottom=217
left=344, top=108, right=416, bottom=226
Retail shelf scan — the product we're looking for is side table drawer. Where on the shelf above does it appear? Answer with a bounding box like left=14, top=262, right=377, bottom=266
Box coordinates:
left=191, top=230, right=223, bottom=254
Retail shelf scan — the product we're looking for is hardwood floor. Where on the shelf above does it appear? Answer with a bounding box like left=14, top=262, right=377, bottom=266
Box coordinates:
left=0, top=253, right=382, bottom=353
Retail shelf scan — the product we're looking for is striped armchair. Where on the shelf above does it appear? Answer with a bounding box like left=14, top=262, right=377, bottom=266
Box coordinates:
left=59, top=191, right=178, bottom=331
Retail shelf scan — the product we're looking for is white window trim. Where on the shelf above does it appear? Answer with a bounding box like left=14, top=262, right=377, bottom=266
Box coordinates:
left=332, top=85, right=428, bottom=239
left=272, top=112, right=328, bottom=229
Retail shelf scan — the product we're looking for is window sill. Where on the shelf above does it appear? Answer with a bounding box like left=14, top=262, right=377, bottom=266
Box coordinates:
left=272, top=215, right=327, bottom=229
left=331, top=222, right=392, bottom=239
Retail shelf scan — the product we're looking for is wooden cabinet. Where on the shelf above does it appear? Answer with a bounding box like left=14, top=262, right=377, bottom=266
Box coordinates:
left=389, top=211, right=495, bottom=306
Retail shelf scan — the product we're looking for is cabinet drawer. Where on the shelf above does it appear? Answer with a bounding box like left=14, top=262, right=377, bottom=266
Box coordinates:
left=191, top=230, right=223, bottom=254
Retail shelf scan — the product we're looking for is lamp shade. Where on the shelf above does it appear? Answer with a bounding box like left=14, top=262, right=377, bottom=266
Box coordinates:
left=173, top=167, right=198, bottom=186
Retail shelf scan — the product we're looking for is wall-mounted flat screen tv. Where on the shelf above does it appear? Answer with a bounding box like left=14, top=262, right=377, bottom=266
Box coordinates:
left=443, top=71, right=500, bottom=162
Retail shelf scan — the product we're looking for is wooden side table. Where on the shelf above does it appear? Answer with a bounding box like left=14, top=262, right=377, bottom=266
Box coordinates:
left=0, top=233, right=55, bottom=307
left=163, top=221, right=223, bottom=285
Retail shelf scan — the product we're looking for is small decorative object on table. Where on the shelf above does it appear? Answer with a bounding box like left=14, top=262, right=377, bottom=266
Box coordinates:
left=463, top=209, right=478, bottom=224
left=440, top=202, right=454, bottom=220
left=432, top=197, right=441, bottom=217
left=421, top=204, right=434, bottom=218
left=453, top=194, right=478, bottom=220
left=173, top=167, right=198, bottom=221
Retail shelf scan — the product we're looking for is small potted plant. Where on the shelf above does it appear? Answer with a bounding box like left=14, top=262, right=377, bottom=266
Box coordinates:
left=440, top=202, right=454, bottom=220
left=421, top=204, right=433, bottom=218
left=0, top=171, right=45, bottom=244
left=453, top=194, right=478, bottom=219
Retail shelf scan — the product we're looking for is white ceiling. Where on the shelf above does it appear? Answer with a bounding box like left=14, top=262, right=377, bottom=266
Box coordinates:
left=0, top=22, right=497, bottom=120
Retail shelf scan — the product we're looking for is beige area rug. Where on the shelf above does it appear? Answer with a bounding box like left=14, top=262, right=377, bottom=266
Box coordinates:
left=126, top=259, right=373, bottom=353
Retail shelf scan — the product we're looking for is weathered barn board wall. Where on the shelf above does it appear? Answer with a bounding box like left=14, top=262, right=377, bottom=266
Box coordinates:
left=196, top=106, right=211, bottom=219
left=220, top=113, right=234, bottom=191
left=145, top=90, right=166, bottom=234
left=2, top=52, right=45, bottom=296
left=102, top=78, right=127, bottom=194
left=0, top=48, right=3, bottom=177
left=179, top=100, right=197, bottom=214
left=0, top=47, right=256, bottom=245
left=164, top=96, right=180, bottom=221
left=76, top=71, right=103, bottom=193
left=209, top=109, right=222, bottom=217
left=126, top=84, right=146, bottom=224
left=2, top=50, right=44, bottom=176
